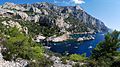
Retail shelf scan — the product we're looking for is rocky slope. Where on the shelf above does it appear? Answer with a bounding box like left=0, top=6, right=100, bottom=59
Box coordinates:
left=0, top=2, right=108, bottom=36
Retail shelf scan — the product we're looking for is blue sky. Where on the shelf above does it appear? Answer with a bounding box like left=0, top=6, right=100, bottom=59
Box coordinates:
left=0, top=0, right=120, bottom=30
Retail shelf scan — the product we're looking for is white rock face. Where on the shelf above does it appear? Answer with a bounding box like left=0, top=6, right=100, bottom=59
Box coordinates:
left=2, top=2, right=25, bottom=11
left=56, top=17, right=71, bottom=30
left=42, top=9, right=48, bottom=15
left=0, top=8, right=15, bottom=17
left=30, top=6, right=42, bottom=14
left=56, top=17, right=65, bottom=28
left=16, top=12, right=28, bottom=20
left=34, top=15, right=40, bottom=22
left=2, top=2, right=15, bottom=9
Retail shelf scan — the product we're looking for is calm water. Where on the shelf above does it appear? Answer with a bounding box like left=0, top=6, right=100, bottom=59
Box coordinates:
left=45, top=33, right=105, bottom=57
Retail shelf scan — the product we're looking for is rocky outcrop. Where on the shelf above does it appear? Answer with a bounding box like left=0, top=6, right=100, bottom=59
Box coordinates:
left=16, top=12, right=28, bottom=20
left=1, top=20, right=22, bottom=30
left=47, top=34, right=69, bottom=42
left=46, top=55, right=85, bottom=67
left=77, top=36, right=95, bottom=41
left=2, top=2, right=26, bottom=11
left=50, top=56, right=72, bottom=67
left=29, top=6, right=42, bottom=14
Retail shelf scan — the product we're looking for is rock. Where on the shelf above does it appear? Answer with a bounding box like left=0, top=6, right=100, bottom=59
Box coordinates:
left=0, top=49, right=3, bottom=61
left=56, top=17, right=65, bottom=28
left=2, top=2, right=26, bottom=11
left=16, top=58, right=28, bottom=67
left=77, top=35, right=95, bottom=41
left=47, top=34, right=69, bottom=42
left=23, top=27, right=28, bottom=34
left=41, top=9, right=49, bottom=15
left=2, top=2, right=15, bottom=9
left=49, top=55, right=86, bottom=67
left=29, top=6, right=42, bottom=14
left=1, top=20, right=22, bottom=30
left=34, top=35, right=46, bottom=42
left=0, top=8, right=15, bottom=17
left=50, top=56, right=72, bottom=67
left=16, top=11, right=28, bottom=20
left=50, top=56, right=60, bottom=62
left=34, top=15, right=40, bottom=22
left=0, top=59, right=28, bottom=67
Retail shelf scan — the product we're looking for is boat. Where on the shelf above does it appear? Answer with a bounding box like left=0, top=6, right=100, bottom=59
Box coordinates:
left=88, top=46, right=93, bottom=49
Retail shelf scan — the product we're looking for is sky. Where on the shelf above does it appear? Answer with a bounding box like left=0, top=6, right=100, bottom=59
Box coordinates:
left=0, top=0, right=120, bottom=30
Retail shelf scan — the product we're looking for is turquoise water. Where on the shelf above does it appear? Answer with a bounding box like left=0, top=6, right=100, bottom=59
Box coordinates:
left=45, top=33, right=105, bottom=57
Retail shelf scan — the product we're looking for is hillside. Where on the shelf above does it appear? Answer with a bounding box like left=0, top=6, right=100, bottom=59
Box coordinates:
left=0, top=2, right=108, bottom=37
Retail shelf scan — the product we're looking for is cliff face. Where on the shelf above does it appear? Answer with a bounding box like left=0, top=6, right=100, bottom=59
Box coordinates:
left=0, top=2, right=108, bottom=35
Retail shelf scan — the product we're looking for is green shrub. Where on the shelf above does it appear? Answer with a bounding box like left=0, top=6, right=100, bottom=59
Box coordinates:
left=90, top=30, right=120, bottom=67
left=69, top=54, right=87, bottom=62
left=2, top=27, right=44, bottom=61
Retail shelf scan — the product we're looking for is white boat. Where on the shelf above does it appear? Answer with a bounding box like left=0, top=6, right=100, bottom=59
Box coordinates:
left=88, top=46, right=93, bottom=49
left=74, top=46, right=79, bottom=48
left=44, top=46, right=51, bottom=49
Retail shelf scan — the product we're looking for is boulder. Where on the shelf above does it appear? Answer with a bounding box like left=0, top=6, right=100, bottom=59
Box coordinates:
left=16, top=12, right=28, bottom=20
left=34, top=35, right=46, bottom=42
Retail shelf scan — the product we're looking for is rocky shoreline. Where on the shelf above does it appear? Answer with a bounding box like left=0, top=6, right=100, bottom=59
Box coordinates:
left=77, top=35, right=95, bottom=42
left=34, top=32, right=96, bottom=43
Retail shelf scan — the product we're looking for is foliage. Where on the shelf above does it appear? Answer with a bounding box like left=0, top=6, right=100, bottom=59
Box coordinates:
left=18, top=20, right=62, bottom=37
left=61, top=56, right=69, bottom=64
left=89, top=30, right=120, bottom=67
left=1, top=27, right=44, bottom=61
left=69, top=54, right=87, bottom=62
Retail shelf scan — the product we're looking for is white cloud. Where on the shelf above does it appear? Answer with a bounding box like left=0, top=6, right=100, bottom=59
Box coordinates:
left=71, top=0, right=85, bottom=4
left=53, top=0, right=85, bottom=5
left=54, top=0, right=71, bottom=5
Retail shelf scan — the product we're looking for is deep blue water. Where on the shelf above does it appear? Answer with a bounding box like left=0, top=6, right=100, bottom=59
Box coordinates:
left=46, top=33, right=105, bottom=57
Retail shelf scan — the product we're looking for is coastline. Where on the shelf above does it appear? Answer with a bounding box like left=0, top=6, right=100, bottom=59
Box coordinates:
left=45, top=31, right=96, bottom=42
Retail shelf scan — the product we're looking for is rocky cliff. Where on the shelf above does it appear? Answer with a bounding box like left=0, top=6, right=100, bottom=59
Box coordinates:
left=0, top=2, right=108, bottom=37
